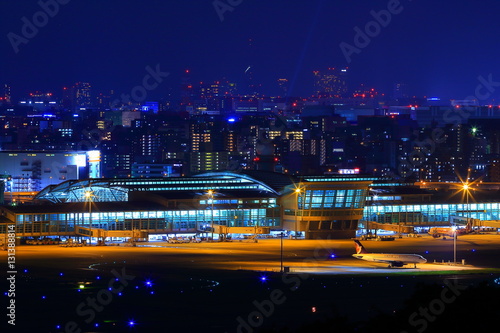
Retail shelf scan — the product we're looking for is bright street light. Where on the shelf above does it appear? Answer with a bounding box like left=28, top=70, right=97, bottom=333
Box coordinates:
left=294, top=187, right=302, bottom=238
left=85, top=189, right=94, bottom=246
left=458, top=181, right=471, bottom=264
left=462, top=182, right=470, bottom=226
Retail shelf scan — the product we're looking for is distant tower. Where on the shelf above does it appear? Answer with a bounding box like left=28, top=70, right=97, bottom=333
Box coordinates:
left=277, top=78, right=289, bottom=97
left=313, top=67, right=348, bottom=98
left=245, top=65, right=254, bottom=94
left=3, top=84, right=11, bottom=103
left=245, top=38, right=261, bottom=96
left=393, top=82, right=409, bottom=102
left=73, top=82, right=92, bottom=110
left=199, top=80, right=227, bottom=110
left=62, top=86, right=72, bottom=110
left=180, top=69, right=194, bottom=108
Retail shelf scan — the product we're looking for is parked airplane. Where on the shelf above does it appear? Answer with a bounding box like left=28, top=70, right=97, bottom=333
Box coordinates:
left=352, top=239, right=427, bottom=268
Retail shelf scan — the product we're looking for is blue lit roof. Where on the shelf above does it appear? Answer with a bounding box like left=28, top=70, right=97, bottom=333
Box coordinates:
left=35, top=172, right=283, bottom=203
left=34, top=171, right=379, bottom=203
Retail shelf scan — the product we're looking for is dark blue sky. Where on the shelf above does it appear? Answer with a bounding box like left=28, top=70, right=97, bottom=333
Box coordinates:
left=1, top=0, right=500, bottom=101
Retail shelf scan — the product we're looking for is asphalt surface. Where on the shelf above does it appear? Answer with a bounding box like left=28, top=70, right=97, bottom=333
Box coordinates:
left=10, top=233, right=500, bottom=273
left=2, top=234, right=500, bottom=332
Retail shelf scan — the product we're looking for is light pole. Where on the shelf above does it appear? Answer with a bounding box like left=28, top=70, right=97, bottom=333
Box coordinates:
left=294, top=187, right=302, bottom=239
left=452, top=225, right=457, bottom=264
left=456, top=182, right=470, bottom=265
left=465, top=183, right=470, bottom=231
left=280, top=231, right=284, bottom=273
left=208, top=190, right=215, bottom=241
left=84, top=189, right=93, bottom=246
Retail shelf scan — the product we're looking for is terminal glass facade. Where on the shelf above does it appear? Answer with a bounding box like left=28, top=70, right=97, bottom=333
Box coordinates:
left=13, top=207, right=280, bottom=237
left=299, top=189, right=366, bottom=209
left=363, top=202, right=500, bottom=225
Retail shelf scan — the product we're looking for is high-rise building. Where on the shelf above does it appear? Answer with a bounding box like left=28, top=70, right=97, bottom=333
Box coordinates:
left=197, top=80, right=234, bottom=111
left=96, top=91, right=113, bottom=109
left=224, top=130, right=237, bottom=152
left=2, top=84, right=11, bottom=104
left=139, top=133, right=162, bottom=160
left=189, top=151, right=229, bottom=173
left=73, top=82, right=92, bottom=110
left=102, top=153, right=132, bottom=178
left=61, top=86, right=72, bottom=110
left=190, top=124, right=212, bottom=152
left=313, top=67, right=348, bottom=99
left=181, top=69, right=194, bottom=108
left=0, top=150, right=101, bottom=192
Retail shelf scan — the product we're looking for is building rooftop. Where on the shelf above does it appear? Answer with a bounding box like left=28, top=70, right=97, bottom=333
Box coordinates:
left=35, top=171, right=379, bottom=204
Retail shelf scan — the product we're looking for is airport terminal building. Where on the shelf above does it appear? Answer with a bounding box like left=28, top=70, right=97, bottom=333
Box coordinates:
left=2, top=172, right=500, bottom=242
left=0, top=171, right=373, bottom=240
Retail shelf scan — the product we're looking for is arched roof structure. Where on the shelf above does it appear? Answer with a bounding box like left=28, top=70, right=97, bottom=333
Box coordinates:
left=35, top=172, right=289, bottom=203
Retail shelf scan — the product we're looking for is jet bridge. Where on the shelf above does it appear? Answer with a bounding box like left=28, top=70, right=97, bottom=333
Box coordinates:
left=362, top=221, right=414, bottom=234
left=75, top=226, right=148, bottom=240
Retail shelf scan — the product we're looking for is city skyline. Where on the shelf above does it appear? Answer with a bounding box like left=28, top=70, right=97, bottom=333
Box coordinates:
left=2, top=0, right=500, bottom=101
left=4, top=2, right=500, bottom=332
left=1, top=69, right=498, bottom=107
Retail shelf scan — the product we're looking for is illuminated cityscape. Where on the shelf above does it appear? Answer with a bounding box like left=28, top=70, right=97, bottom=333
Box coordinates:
left=2, top=1, right=500, bottom=332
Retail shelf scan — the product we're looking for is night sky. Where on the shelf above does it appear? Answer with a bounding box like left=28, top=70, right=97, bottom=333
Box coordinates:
left=1, top=0, right=500, bottom=101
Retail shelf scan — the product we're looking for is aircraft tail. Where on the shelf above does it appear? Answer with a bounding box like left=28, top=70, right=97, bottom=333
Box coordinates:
left=354, top=239, right=368, bottom=254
